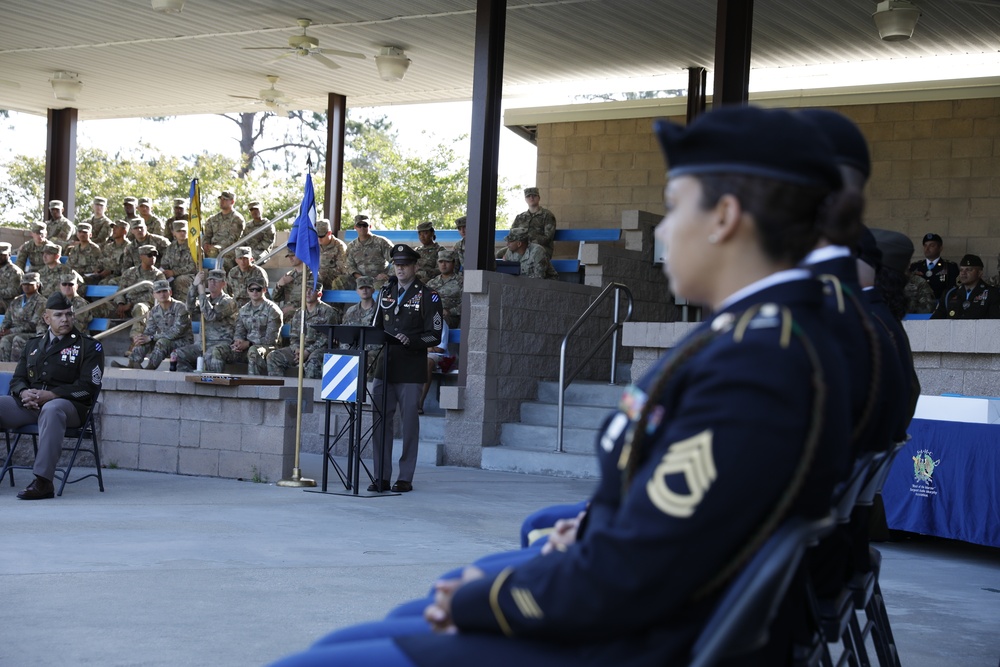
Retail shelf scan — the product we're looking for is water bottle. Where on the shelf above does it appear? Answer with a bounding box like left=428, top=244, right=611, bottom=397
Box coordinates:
left=169, top=352, right=178, bottom=372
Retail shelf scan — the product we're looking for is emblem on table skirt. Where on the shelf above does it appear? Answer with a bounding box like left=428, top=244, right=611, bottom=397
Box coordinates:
left=912, top=449, right=940, bottom=485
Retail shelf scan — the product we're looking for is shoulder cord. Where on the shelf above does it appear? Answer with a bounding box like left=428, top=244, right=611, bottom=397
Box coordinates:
left=818, top=275, right=882, bottom=445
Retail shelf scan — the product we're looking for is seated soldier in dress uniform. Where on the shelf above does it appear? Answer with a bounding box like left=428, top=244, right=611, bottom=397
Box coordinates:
left=909, top=232, right=959, bottom=302
left=931, top=253, right=1000, bottom=320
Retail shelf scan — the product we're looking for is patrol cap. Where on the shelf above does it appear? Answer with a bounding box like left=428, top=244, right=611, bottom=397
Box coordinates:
left=315, top=218, right=331, bottom=234
left=45, top=292, right=74, bottom=310
left=76, top=222, right=92, bottom=233
left=137, top=244, right=159, bottom=257
left=284, top=248, right=295, bottom=257
left=922, top=233, right=943, bottom=246
left=130, top=219, right=147, bottom=229
left=48, top=199, right=64, bottom=209
left=41, top=242, right=61, bottom=255
left=218, top=190, right=235, bottom=200
left=172, top=198, right=187, bottom=208
left=960, top=254, right=984, bottom=268
left=112, top=219, right=129, bottom=228
left=93, top=197, right=108, bottom=205
left=247, top=201, right=261, bottom=210
left=207, top=268, right=227, bottom=280
left=235, top=246, right=253, bottom=259
left=356, top=276, right=374, bottom=289
left=247, top=275, right=268, bottom=289
left=58, top=272, right=80, bottom=285
left=856, top=227, right=882, bottom=270
left=137, top=197, right=152, bottom=208
left=123, top=196, right=138, bottom=205
left=30, top=223, right=47, bottom=234
left=0, top=242, right=11, bottom=253
left=152, top=279, right=171, bottom=292
left=871, top=229, right=914, bottom=275
left=391, top=243, right=419, bottom=264
left=416, top=221, right=434, bottom=232
left=353, top=215, right=369, bottom=227
left=523, top=187, right=540, bottom=197
left=505, top=228, right=529, bottom=243
left=171, top=220, right=188, bottom=232
left=653, top=105, right=842, bottom=190
left=21, top=272, right=40, bottom=285
left=437, top=249, right=457, bottom=262
left=455, top=216, right=467, bottom=228
left=798, top=108, right=871, bottom=179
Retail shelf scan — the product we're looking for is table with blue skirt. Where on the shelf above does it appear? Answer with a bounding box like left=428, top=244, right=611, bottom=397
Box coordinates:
left=882, top=418, right=1000, bottom=548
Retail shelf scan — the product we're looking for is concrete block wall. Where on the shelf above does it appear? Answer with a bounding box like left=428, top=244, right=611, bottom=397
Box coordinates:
left=904, top=319, right=1000, bottom=396
left=441, top=270, right=615, bottom=464
left=535, top=97, right=1000, bottom=276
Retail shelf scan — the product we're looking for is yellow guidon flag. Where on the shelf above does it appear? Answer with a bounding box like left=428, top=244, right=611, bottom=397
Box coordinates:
left=187, top=178, right=203, bottom=262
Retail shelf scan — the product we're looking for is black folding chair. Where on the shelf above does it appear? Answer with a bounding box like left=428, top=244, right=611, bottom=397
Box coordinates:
left=0, top=403, right=104, bottom=496
left=687, top=513, right=836, bottom=667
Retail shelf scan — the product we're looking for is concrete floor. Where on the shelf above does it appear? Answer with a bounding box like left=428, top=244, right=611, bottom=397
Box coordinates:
left=0, top=453, right=998, bottom=667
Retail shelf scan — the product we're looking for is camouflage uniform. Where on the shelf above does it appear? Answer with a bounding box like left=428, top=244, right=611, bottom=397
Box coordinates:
left=131, top=232, right=170, bottom=257
left=504, top=241, right=558, bottom=280
left=0, top=260, right=24, bottom=314
left=511, top=207, right=557, bottom=259
left=15, top=241, right=47, bottom=272
left=66, top=241, right=104, bottom=283
left=416, top=241, right=443, bottom=283
left=38, top=265, right=83, bottom=299
left=128, top=298, right=192, bottom=370
left=341, top=301, right=376, bottom=327
left=0, top=292, right=44, bottom=361
left=246, top=217, right=275, bottom=261
left=906, top=273, right=938, bottom=314
left=164, top=213, right=189, bottom=228
left=267, top=301, right=338, bottom=379
left=453, top=238, right=466, bottom=267
left=319, top=237, right=350, bottom=289
left=226, top=264, right=269, bottom=309
left=160, top=240, right=198, bottom=297
left=80, top=215, right=114, bottom=244
left=47, top=215, right=76, bottom=246
left=115, top=264, right=165, bottom=337
left=272, top=267, right=315, bottom=318
left=345, top=234, right=393, bottom=287
left=99, top=239, right=138, bottom=285
left=233, top=297, right=283, bottom=375
left=203, top=211, right=246, bottom=273
left=67, top=294, right=93, bottom=334
left=426, top=272, right=463, bottom=328
left=140, top=214, right=166, bottom=237
left=174, top=286, right=239, bottom=373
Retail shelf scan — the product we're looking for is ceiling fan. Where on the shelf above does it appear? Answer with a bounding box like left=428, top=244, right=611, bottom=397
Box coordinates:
left=229, top=75, right=292, bottom=117
left=243, top=18, right=366, bottom=70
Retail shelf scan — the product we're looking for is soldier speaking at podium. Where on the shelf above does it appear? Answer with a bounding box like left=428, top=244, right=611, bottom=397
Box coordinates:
left=370, top=244, right=443, bottom=493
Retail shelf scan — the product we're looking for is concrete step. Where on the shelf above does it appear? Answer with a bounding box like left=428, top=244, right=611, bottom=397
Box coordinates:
left=537, top=380, right=625, bottom=407
left=520, top=401, right=610, bottom=429
left=481, top=445, right=599, bottom=479
left=499, top=423, right=597, bottom=456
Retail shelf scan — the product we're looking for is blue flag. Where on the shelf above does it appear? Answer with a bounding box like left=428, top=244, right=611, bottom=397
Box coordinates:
left=287, top=173, right=320, bottom=289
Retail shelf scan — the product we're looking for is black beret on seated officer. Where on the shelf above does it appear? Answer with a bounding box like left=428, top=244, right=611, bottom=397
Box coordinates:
left=268, top=106, right=854, bottom=667
left=1, top=292, right=104, bottom=500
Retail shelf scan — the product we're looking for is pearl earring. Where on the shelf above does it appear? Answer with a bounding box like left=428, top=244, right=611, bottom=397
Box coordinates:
left=708, top=233, right=719, bottom=244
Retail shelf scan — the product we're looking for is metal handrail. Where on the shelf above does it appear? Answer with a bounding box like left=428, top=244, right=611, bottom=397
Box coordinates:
left=256, top=240, right=289, bottom=267
left=93, top=314, right=145, bottom=340
left=213, top=203, right=299, bottom=269
left=556, top=282, right=634, bottom=453
left=75, top=280, right=155, bottom=316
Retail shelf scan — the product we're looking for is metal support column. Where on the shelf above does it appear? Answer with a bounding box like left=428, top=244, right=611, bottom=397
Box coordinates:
left=687, top=67, right=708, bottom=123
left=44, top=107, right=78, bottom=220
left=325, top=93, right=347, bottom=236
left=713, top=0, right=754, bottom=108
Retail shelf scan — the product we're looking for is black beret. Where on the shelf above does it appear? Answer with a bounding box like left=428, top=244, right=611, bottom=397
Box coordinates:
left=391, top=243, right=419, bottom=263
left=960, top=254, right=984, bottom=268
left=798, top=109, right=871, bottom=179
left=856, top=227, right=882, bottom=270
left=871, top=229, right=914, bottom=274
left=46, top=293, right=74, bottom=310
left=653, top=105, right=842, bottom=190
left=922, top=233, right=943, bottom=245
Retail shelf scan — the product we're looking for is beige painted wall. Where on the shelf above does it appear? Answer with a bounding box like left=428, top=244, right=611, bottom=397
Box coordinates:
left=534, top=96, right=1000, bottom=275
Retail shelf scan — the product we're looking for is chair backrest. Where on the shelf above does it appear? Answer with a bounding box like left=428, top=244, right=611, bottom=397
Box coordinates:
left=687, top=513, right=835, bottom=667
left=855, top=440, right=906, bottom=507
left=831, top=452, right=876, bottom=523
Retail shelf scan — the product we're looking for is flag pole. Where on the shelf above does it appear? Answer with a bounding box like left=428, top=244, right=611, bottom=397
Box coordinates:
left=189, top=178, right=207, bottom=370
left=278, top=167, right=317, bottom=488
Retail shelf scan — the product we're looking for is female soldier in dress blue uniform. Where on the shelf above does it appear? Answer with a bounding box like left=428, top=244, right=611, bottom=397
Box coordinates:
left=270, top=105, right=857, bottom=667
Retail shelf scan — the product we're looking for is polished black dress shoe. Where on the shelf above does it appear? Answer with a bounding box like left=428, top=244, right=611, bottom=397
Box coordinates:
left=391, top=480, right=413, bottom=492
left=367, top=480, right=391, bottom=492
left=17, top=476, right=55, bottom=500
